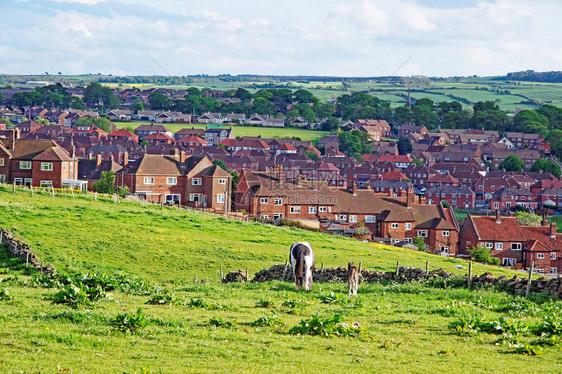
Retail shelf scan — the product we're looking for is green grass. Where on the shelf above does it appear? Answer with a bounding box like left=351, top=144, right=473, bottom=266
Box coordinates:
left=114, top=121, right=329, bottom=142
left=1, top=188, right=561, bottom=373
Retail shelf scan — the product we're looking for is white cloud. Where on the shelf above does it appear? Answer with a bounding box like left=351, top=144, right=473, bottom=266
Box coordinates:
left=51, top=0, right=108, bottom=4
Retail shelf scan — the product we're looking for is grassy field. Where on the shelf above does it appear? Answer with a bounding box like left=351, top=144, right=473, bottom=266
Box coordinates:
left=1, top=189, right=561, bottom=373
left=113, top=121, right=329, bottom=142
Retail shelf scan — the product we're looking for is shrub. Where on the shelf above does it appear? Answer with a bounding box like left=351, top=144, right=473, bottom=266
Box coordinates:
left=319, top=291, right=341, bottom=304
left=289, top=313, right=362, bottom=337
left=448, top=314, right=482, bottom=335
left=255, top=298, right=275, bottom=308
left=0, top=288, right=11, bottom=301
left=210, top=318, right=233, bottom=328
left=187, top=298, right=208, bottom=309
left=146, top=294, right=180, bottom=306
left=469, top=246, right=500, bottom=266
left=111, top=308, right=148, bottom=333
left=52, top=283, right=104, bottom=308
left=533, top=315, right=562, bottom=336
left=507, top=340, right=543, bottom=356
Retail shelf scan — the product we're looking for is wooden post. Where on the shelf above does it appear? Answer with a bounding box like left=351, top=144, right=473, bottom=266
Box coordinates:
left=395, top=261, right=400, bottom=277
left=26, top=252, right=29, bottom=268
left=94, top=192, right=97, bottom=202
left=220, top=265, right=223, bottom=283
left=245, top=267, right=249, bottom=282
left=358, top=262, right=362, bottom=274
left=51, top=186, right=55, bottom=198
left=160, top=202, right=163, bottom=210
left=468, top=261, right=473, bottom=289
left=40, top=262, right=43, bottom=272
left=525, top=261, right=535, bottom=298
left=194, top=275, right=197, bottom=283
left=320, top=262, right=324, bottom=274
left=31, top=186, right=34, bottom=196
left=283, top=259, right=289, bottom=280
left=12, top=181, right=16, bottom=193
left=425, top=261, right=429, bottom=278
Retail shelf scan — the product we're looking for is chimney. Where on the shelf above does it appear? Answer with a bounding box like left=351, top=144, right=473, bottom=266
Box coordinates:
left=352, top=182, right=357, bottom=196
left=109, top=154, right=114, bottom=163
left=388, top=188, right=393, bottom=197
left=123, top=151, right=129, bottom=168
left=9, top=129, right=18, bottom=151
left=297, top=173, right=302, bottom=186
left=180, top=150, right=186, bottom=163
left=541, top=212, right=548, bottom=227
left=95, top=154, right=102, bottom=168
left=550, top=222, right=557, bottom=238
left=495, top=210, right=501, bottom=224
left=407, top=188, right=415, bottom=206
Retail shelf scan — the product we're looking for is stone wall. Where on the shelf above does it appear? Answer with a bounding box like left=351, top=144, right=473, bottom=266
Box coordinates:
left=248, top=264, right=562, bottom=299
left=0, top=228, right=56, bottom=274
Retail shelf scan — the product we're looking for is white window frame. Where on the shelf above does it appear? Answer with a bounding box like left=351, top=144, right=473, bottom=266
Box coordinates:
left=442, top=246, right=449, bottom=253
left=143, top=177, right=155, bottom=185
left=14, top=178, right=22, bottom=185
left=442, top=231, right=450, bottom=237
left=165, top=194, right=181, bottom=204
left=40, top=162, right=53, bottom=171
left=486, top=242, right=493, bottom=249
left=166, top=177, right=177, bottom=185
left=405, top=223, right=412, bottom=230
left=551, top=253, right=557, bottom=260
left=217, top=194, right=225, bottom=203
left=274, top=198, right=282, bottom=206
left=20, top=161, right=31, bottom=170
left=537, top=253, right=545, bottom=259
left=290, top=206, right=301, bottom=214
left=511, top=243, right=522, bottom=251
left=273, top=213, right=283, bottom=220
left=0, top=174, right=5, bottom=183
left=40, top=180, right=52, bottom=187
left=309, top=206, right=317, bottom=214
left=495, top=243, right=503, bottom=250
left=0, top=158, right=4, bottom=167
left=417, top=230, right=428, bottom=238
left=260, top=198, right=269, bottom=204
left=365, top=215, right=376, bottom=223
left=218, top=178, right=227, bottom=185
left=338, top=215, right=347, bottom=221
left=192, top=178, right=202, bottom=186
left=349, top=215, right=357, bottom=223
left=319, top=206, right=327, bottom=212
left=391, top=223, right=399, bottom=229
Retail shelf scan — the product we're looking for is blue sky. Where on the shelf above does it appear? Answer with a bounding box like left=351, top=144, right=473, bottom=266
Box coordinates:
left=1, top=0, right=561, bottom=77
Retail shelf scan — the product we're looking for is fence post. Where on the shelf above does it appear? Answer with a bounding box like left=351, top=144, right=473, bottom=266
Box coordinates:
left=95, top=192, right=97, bottom=202
left=425, top=261, right=429, bottom=278
left=220, top=265, right=223, bottom=283
left=194, top=275, right=197, bottom=282
left=51, top=186, right=55, bottom=198
left=26, top=252, right=29, bottom=268
left=525, top=261, right=535, bottom=298
left=31, top=186, right=34, bottom=196
left=283, top=259, right=288, bottom=280
left=245, top=267, right=249, bottom=282
left=468, top=261, right=473, bottom=289
left=395, top=261, right=400, bottom=278
left=12, top=181, right=16, bottom=193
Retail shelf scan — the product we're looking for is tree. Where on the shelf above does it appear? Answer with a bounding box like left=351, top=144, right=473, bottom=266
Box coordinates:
left=470, top=109, right=509, bottom=132
left=234, top=88, right=252, bottom=101
left=303, top=150, right=319, bottom=161
left=92, top=171, right=115, bottom=194
left=321, top=117, right=339, bottom=132
left=530, top=159, right=561, bottom=178
left=393, top=106, right=412, bottom=125
left=413, top=237, right=426, bottom=252
left=83, top=82, right=116, bottom=109
left=512, top=110, right=549, bottom=135
left=469, top=245, right=500, bottom=265
left=473, top=101, right=500, bottom=113
left=253, top=97, right=275, bottom=115
left=536, top=104, right=562, bottom=130
left=314, top=103, right=335, bottom=120
left=498, top=154, right=525, bottom=172
left=70, top=97, right=85, bottom=110
left=514, top=211, right=542, bottom=226
left=397, top=137, right=413, bottom=155
left=338, top=130, right=372, bottom=160
left=293, top=89, right=315, bottom=104
left=148, top=92, right=170, bottom=110
left=546, top=130, right=562, bottom=158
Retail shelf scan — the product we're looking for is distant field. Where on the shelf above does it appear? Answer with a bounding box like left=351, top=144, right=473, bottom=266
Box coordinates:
left=113, top=121, right=330, bottom=141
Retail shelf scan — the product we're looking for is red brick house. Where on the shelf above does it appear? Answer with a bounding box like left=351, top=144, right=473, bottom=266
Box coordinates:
left=13, top=120, right=41, bottom=137
left=108, top=129, right=139, bottom=143
left=426, top=185, right=476, bottom=209
left=459, top=212, right=561, bottom=273
left=145, top=132, right=175, bottom=145
left=489, top=187, right=537, bottom=211
left=177, top=136, right=207, bottom=153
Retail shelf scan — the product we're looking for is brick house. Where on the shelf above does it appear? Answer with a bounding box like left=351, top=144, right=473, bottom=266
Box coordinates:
left=458, top=212, right=561, bottom=273
left=144, top=132, right=175, bottom=145
left=0, top=137, right=78, bottom=188
left=119, top=153, right=231, bottom=210
left=505, top=132, right=542, bottom=149
left=13, top=121, right=42, bottom=137
left=425, top=185, right=476, bottom=209
left=204, top=127, right=233, bottom=146
left=398, top=124, right=428, bottom=138
left=489, top=187, right=537, bottom=211
left=134, top=124, right=173, bottom=141
left=177, top=136, right=208, bottom=153
left=108, top=129, right=139, bottom=143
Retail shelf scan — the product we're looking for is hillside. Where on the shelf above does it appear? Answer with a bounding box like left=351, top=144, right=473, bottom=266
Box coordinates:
left=1, top=188, right=562, bottom=373
left=0, top=187, right=521, bottom=282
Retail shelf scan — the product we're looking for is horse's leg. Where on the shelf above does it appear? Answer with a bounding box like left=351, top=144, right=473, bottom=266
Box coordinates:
left=353, top=280, right=358, bottom=296
left=348, top=280, right=352, bottom=297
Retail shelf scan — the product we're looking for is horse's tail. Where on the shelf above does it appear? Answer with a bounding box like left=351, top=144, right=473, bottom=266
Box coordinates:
left=295, top=246, right=304, bottom=279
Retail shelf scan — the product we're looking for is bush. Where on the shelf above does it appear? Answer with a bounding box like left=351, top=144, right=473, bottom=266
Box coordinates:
left=146, top=293, right=180, bottom=306
left=111, top=308, right=148, bottom=333
left=210, top=318, right=233, bottom=328
left=255, top=298, right=275, bottom=308
left=469, top=246, right=500, bottom=266
left=250, top=310, right=284, bottom=327
left=289, top=313, right=362, bottom=337
left=533, top=315, right=562, bottom=336
left=51, top=283, right=104, bottom=308
left=0, top=288, right=11, bottom=301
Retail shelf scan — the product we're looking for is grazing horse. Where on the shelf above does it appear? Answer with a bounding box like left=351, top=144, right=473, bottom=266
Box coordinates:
left=289, top=242, right=315, bottom=290
left=347, top=262, right=359, bottom=297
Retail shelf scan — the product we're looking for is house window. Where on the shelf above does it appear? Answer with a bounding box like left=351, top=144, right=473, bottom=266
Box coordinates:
left=551, top=253, right=557, bottom=260
left=418, top=230, right=428, bottom=237
left=167, top=177, right=177, bottom=185
left=319, top=206, right=327, bottom=212
left=192, top=178, right=202, bottom=186
left=405, top=223, right=412, bottom=230
left=189, top=193, right=201, bottom=202
left=218, top=179, right=226, bottom=185
left=486, top=242, right=493, bottom=249
left=442, top=231, right=450, bottom=237
left=273, top=213, right=283, bottom=220
left=143, top=177, right=154, bottom=185
left=391, top=239, right=399, bottom=244
left=41, top=162, right=53, bottom=171
left=309, top=207, right=317, bottom=214
left=165, top=194, right=181, bottom=204
left=404, top=238, right=412, bottom=243
left=511, top=243, right=522, bottom=251
left=391, top=223, right=399, bottom=229
left=63, top=163, right=67, bottom=171
left=20, top=161, right=31, bottom=170
left=442, top=246, right=449, bottom=253
left=217, top=194, right=225, bottom=203
left=14, top=178, right=22, bottom=185
left=40, top=180, right=52, bottom=187
left=365, top=215, right=376, bottom=223
left=537, top=253, right=545, bottom=259
left=260, top=198, right=269, bottom=204
left=494, top=202, right=499, bottom=209
left=338, top=215, right=347, bottom=221
left=290, top=206, right=301, bottom=214
left=495, top=243, right=503, bottom=250
left=0, top=175, right=5, bottom=183
left=0, top=158, right=4, bottom=166
left=274, top=198, right=282, bottom=206
left=349, top=215, right=357, bottom=223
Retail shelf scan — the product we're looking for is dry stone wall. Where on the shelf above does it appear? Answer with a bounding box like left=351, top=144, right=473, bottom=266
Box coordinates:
left=0, top=228, right=56, bottom=274
left=247, top=264, right=562, bottom=299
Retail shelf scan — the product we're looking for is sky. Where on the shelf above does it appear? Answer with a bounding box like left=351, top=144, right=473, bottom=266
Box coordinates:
left=1, top=0, right=561, bottom=77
